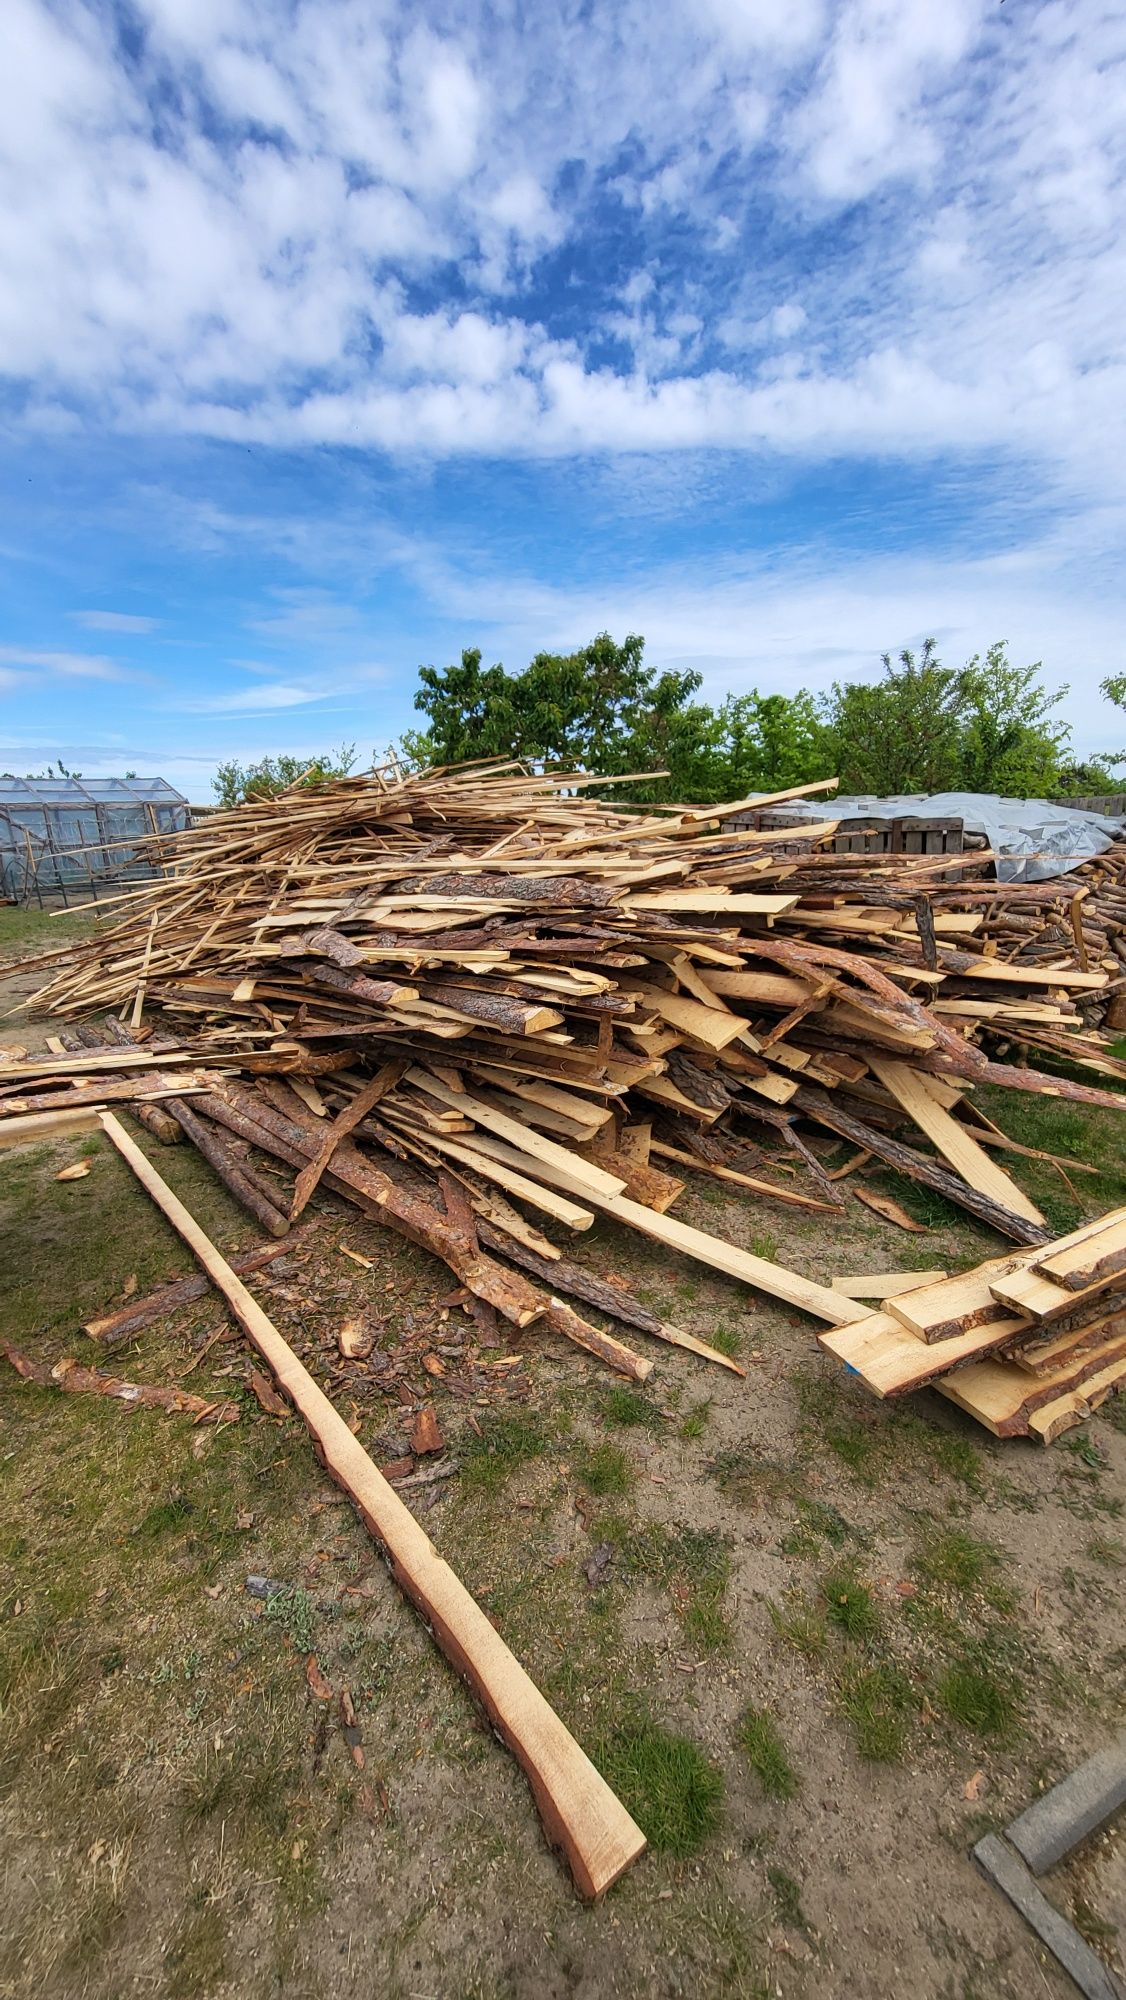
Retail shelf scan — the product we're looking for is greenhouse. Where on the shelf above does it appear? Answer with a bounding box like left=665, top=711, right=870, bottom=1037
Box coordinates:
left=0, top=775, right=190, bottom=905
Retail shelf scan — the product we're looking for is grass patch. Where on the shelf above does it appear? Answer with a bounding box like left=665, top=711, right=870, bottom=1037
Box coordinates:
left=597, top=1718, right=724, bottom=1857
left=135, top=1490, right=193, bottom=1538
left=837, top=1660, right=914, bottom=1762
left=937, top=1659, right=1018, bottom=1739
left=621, top=1523, right=732, bottom=1650
left=603, top=1385, right=660, bottom=1430
left=736, top=1706, right=799, bottom=1801
left=821, top=1567, right=879, bottom=1643
left=707, top=1326, right=742, bottom=1360
left=768, top=1597, right=827, bottom=1661
left=780, top=1497, right=852, bottom=1558
left=767, top=1865, right=809, bottom=1935
left=679, top=1400, right=711, bottom=1440
left=575, top=1440, right=634, bottom=1497
left=913, top=1529, right=998, bottom=1595
left=263, top=1585, right=316, bottom=1654
left=794, top=1372, right=881, bottom=1484
left=180, top=1728, right=299, bottom=1840
left=460, top=1408, right=553, bottom=1496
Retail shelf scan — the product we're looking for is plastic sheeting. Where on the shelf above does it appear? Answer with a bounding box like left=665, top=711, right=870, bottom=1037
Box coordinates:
left=768, top=792, right=1125, bottom=883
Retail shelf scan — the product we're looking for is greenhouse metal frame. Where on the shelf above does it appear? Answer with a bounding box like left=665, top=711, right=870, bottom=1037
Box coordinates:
left=0, top=776, right=190, bottom=906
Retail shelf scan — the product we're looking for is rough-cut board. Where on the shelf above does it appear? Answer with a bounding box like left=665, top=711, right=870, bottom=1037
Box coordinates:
left=428, top=1126, right=868, bottom=1324
left=830, top=1270, right=947, bottom=1300
left=1028, top=1359, right=1126, bottom=1442
left=624, top=891, right=798, bottom=914
left=653, top=1140, right=838, bottom=1212
left=991, top=1264, right=1116, bottom=1324
left=819, top=1308, right=1033, bottom=1397
left=1035, top=1215, right=1126, bottom=1292
left=98, top=1112, right=646, bottom=1900
left=626, top=981, right=751, bottom=1050
left=405, top=1071, right=628, bottom=1202
left=868, top=1057, right=1046, bottom=1229
left=936, top=1326, right=1126, bottom=1434
left=0, top=1105, right=105, bottom=1147
left=885, top=1254, right=1033, bottom=1344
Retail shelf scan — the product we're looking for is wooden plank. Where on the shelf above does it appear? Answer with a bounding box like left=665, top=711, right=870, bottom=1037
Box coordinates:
left=625, top=892, right=798, bottom=914
left=1036, top=1215, right=1126, bottom=1292
left=940, top=957, right=1108, bottom=990
left=404, top=1071, right=627, bottom=1201
left=651, top=1140, right=838, bottom=1212
left=627, top=981, right=749, bottom=1049
left=380, top=1121, right=596, bottom=1231
left=819, top=1309, right=1032, bottom=1396
left=885, top=1254, right=1033, bottom=1343
left=831, top=1270, right=947, bottom=1300
left=1028, top=1359, right=1126, bottom=1442
left=869, top=1058, right=1046, bottom=1228
left=435, top=1128, right=868, bottom=1323
left=989, top=1210, right=1126, bottom=1320
left=697, top=970, right=813, bottom=1008
left=290, top=1059, right=408, bottom=1220
left=1012, top=1319, right=1126, bottom=1376
left=937, top=1329, right=1126, bottom=1435
left=0, top=1105, right=104, bottom=1148
left=98, top=1111, right=646, bottom=1900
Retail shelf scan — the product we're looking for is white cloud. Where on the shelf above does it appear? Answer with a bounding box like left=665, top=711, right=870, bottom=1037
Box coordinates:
left=0, top=645, right=124, bottom=679
left=177, top=679, right=338, bottom=713
left=71, top=610, right=158, bottom=633
left=0, top=0, right=1121, bottom=529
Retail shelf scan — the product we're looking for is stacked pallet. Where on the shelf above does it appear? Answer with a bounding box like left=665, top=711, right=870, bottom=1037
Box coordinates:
left=820, top=1206, right=1126, bottom=1440
left=3, top=760, right=1125, bottom=1428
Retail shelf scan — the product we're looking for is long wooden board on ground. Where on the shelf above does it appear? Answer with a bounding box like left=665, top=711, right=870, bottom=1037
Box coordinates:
left=438, top=1125, right=870, bottom=1326
left=98, top=1111, right=646, bottom=1901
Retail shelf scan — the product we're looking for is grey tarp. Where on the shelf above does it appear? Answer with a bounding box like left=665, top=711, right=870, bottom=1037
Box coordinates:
left=764, top=792, right=1124, bottom=883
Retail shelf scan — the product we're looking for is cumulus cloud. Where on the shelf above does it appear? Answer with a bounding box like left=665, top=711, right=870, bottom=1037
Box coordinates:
left=0, top=0, right=1121, bottom=517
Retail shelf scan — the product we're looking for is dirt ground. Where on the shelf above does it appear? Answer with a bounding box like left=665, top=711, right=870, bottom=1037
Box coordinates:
left=1, top=905, right=1124, bottom=2000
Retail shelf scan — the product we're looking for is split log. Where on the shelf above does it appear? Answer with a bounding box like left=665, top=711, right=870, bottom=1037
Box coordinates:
left=790, top=1086, right=1051, bottom=1246
left=1, top=1338, right=239, bottom=1423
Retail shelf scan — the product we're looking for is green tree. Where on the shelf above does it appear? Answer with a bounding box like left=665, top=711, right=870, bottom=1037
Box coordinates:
left=408, top=632, right=692, bottom=778
left=957, top=644, right=1071, bottom=795
left=820, top=640, right=969, bottom=793
left=211, top=743, right=357, bottom=809
left=715, top=689, right=830, bottom=795
left=1101, top=675, right=1126, bottom=767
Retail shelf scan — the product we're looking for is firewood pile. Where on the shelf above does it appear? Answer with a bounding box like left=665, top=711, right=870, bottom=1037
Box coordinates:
left=6, top=757, right=1126, bottom=1439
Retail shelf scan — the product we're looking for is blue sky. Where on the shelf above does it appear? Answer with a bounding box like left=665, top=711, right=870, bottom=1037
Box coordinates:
left=2, top=0, right=1125, bottom=800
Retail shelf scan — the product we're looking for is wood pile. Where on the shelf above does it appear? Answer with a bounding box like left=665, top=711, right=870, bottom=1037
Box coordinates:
left=6, top=758, right=1126, bottom=1436
left=820, top=1205, right=1126, bottom=1441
